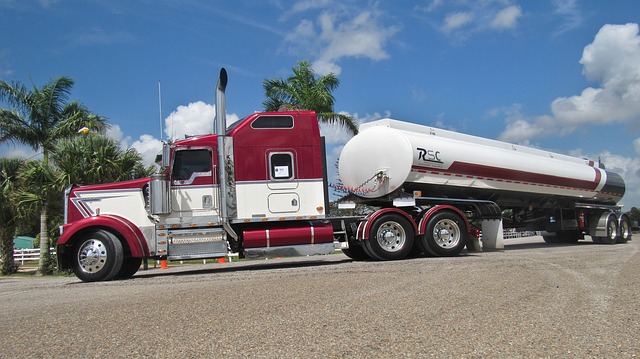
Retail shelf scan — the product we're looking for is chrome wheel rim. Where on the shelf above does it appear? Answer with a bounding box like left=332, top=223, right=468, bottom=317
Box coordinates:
left=607, top=219, right=617, bottom=241
left=620, top=220, right=629, bottom=239
left=376, top=222, right=406, bottom=252
left=433, top=219, right=461, bottom=249
left=77, top=239, right=108, bottom=273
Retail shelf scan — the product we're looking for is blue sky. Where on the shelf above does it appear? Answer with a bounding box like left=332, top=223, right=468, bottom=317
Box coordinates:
left=1, top=0, right=640, bottom=207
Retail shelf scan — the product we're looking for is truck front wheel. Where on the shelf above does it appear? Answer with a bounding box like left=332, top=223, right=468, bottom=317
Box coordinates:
left=363, top=214, right=414, bottom=260
left=72, top=230, right=124, bottom=282
left=420, top=211, right=468, bottom=257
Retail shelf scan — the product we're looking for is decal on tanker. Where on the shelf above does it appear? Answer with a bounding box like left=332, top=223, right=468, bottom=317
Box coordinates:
left=416, top=147, right=444, bottom=168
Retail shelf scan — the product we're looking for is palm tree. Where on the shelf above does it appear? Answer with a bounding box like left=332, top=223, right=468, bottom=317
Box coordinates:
left=0, top=158, right=24, bottom=274
left=16, top=159, right=60, bottom=274
left=53, top=133, right=152, bottom=186
left=263, top=61, right=358, bottom=135
left=0, top=76, right=108, bottom=274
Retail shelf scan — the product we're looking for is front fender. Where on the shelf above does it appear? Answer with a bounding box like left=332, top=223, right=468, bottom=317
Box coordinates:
left=58, top=214, right=149, bottom=258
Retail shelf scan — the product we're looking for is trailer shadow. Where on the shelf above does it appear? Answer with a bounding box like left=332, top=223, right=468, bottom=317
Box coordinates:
left=502, top=239, right=597, bottom=251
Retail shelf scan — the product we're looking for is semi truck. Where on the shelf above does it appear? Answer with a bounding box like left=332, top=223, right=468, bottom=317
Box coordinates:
left=57, top=69, right=631, bottom=282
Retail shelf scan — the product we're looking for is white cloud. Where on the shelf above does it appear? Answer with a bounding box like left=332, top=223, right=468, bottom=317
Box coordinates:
left=424, top=1, right=522, bottom=38
left=283, top=3, right=399, bottom=75
left=280, top=0, right=332, bottom=20
left=417, top=0, right=443, bottom=13
left=552, top=0, right=583, bottom=36
left=552, top=23, right=640, bottom=126
left=634, top=138, right=640, bottom=155
left=131, top=134, right=163, bottom=166
left=164, top=101, right=216, bottom=140
left=105, top=102, right=239, bottom=166
left=499, top=23, right=640, bottom=142
left=163, top=101, right=241, bottom=141
left=74, top=28, right=135, bottom=46
left=443, top=11, right=474, bottom=33
left=105, top=123, right=131, bottom=149
left=491, top=5, right=522, bottom=30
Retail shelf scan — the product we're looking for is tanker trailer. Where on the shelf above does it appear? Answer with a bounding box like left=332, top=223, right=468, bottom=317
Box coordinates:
left=338, top=119, right=631, bottom=246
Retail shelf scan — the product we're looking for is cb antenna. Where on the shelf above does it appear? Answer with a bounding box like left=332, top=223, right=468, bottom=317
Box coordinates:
left=158, top=80, right=163, bottom=141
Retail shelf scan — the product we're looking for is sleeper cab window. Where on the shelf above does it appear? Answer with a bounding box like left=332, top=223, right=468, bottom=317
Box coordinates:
left=251, top=115, right=294, bottom=129
left=172, top=149, right=212, bottom=181
left=270, top=152, right=294, bottom=180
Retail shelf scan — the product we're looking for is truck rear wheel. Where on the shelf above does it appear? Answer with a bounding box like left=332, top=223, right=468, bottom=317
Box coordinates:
left=420, top=211, right=468, bottom=257
left=617, top=216, right=631, bottom=243
left=72, top=230, right=123, bottom=282
left=596, top=214, right=618, bottom=245
left=341, top=236, right=371, bottom=261
left=363, top=214, right=414, bottom=260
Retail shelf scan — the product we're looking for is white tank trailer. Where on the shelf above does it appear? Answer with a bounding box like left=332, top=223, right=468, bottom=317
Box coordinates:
left=339, top=119, right=630, bottom=244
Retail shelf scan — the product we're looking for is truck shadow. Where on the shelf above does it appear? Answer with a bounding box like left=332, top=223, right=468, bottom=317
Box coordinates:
left=130, top=257, right=352, bottom=280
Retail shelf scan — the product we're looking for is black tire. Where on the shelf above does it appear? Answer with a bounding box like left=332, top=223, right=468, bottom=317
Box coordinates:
left=420, top=211, right=468, bottom=257
left=72, top=230, right=123, bottom=282
left=362, top=240, right=384, bottom=260
left=115, top=257, right=142, bottom=279
left=341, top=246, right=371, bottom=261
left=598, top=214, right=618, bottom=245
left=617, top=216, right=631, bottom=243
left=364, top=214, right=414, bottom=261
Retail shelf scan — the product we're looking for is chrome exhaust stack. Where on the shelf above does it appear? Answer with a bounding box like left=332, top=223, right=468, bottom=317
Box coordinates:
left=215, top=68, right=238, bottom=240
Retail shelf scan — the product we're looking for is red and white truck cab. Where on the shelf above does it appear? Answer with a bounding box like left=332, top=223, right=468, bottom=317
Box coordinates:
left=57, top=70, right=336, bottom=281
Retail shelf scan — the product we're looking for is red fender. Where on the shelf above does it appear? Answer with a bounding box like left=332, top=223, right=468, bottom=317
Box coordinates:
left=356, top=208, right=418, bottom=241
left=58, top=214, right=149, bottom=258
left=418, top=205, right=471, bottom=234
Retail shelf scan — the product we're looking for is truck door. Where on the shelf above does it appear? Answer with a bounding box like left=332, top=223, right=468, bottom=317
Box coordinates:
left=266, top=150, right=301, bottom=214
left=170, top=147, right=219, bottom=219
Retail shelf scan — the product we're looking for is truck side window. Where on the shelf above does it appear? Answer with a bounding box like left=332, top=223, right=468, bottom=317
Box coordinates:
left=270, top=152, right=294, bottom=180
left=252, top=116, right=294, bottom=129
left=173, top=149, right=212, bottom=181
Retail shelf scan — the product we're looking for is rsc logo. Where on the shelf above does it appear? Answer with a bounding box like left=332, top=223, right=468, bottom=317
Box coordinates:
left=417, top=147, right=442, bottom=163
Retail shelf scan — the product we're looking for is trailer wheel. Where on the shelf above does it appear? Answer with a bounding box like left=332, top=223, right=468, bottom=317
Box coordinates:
left=596, top=214, right=618, bottom=245
left=364, top=214, right=414, bottom=260
left=617, top=216, right=631, bottom=243
left=115, top=257, right=143, bottom=279
left=421, top=211, right=468, bottom=257
left=72, top=230, right=123, bottom=282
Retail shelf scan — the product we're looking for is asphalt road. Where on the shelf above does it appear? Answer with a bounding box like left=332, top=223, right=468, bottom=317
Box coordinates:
left=1, top=236, right=638, bottom=358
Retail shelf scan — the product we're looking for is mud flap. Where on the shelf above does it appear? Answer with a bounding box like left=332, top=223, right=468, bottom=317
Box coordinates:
left=481, top=219, right=504, bottom=251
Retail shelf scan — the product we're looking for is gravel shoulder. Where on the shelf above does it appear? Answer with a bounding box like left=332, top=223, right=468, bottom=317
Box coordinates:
left=1, top=236, right=638, bottom=358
